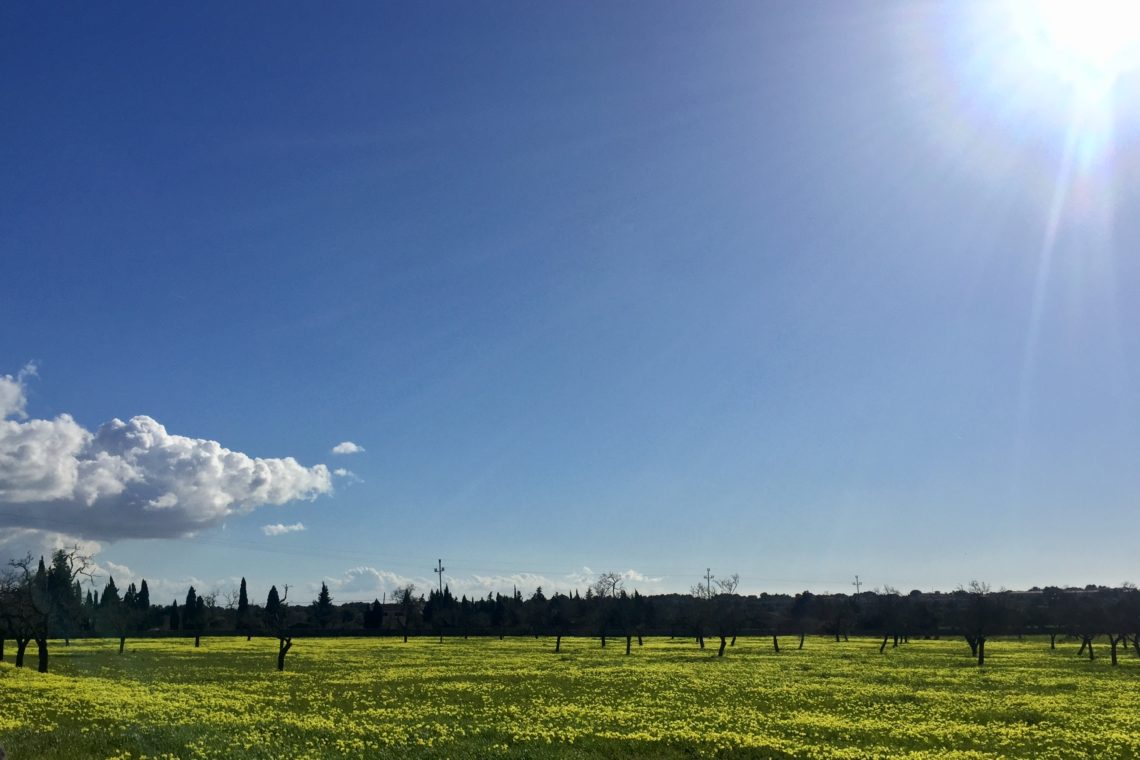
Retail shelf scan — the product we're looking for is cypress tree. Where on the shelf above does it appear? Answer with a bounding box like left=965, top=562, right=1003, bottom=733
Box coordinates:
left=184, top=587, right=197, bottom=631
left=102, top=577, right=120, bottom=607
left=266, top=585, right=281, bottom=619
left=314, top=583, right=334, bottom=628
left=238, top=577, right=250, bottom=639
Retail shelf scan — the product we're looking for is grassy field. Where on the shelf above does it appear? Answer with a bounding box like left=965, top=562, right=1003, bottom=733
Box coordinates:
left=1, top=635, right=1139, bottom=759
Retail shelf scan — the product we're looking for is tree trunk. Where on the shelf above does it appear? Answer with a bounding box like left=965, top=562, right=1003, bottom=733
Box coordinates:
left=247, top=634, right=252, bottom=642
left=403, top=626, right=409, bottom=643
left=697, top=635, right=704, bottom=649
left=277, top=637, right=292, bottom=671
left=893, top=634, right=900, bottom=648
left=600, top=633, right=606, bottom=648
left=1078, top=639, right=1087, bottom=656
left=718, top=636, right=727, bottom=657
left=35, top=637, right=48, bottom=673
left=119, top=636, right=126, bottom=655
left=730, top=635, right=736, bottom=647
left=1086, top=636, right=1095, bottom=661
left=976, top=637, right=985, bottom=667
left=555, top=635, right=561, bottom=653
left=625, top=635, right=632, bottom=655
left=880, top=634, right=889, bottom=654
left=772, top=634, right=780, bottom=653
left=834, top=631, right=840, bottom=642
left=1110, top=635, right=1121, bottom=666
left=0, top=637, right=4, bottom=661
left=15, top=637, right=29, bottom=668
left=965, top=635, right=978, bottom=657
left=637, top=633, right=643, bottom=646
left=1049, top=632, right=1057, bottom=650
left=194, top=634, right=201, bottom=648
left=798, top=632, right=805, bottom=650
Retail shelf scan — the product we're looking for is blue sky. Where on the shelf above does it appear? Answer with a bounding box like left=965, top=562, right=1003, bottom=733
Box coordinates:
left=4, top=2, right=1140, bottom=603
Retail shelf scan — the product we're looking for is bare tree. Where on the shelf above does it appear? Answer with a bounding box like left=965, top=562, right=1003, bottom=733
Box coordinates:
left=6, top=548, right=93, bottom=673
left=712, top=574, right=741, bottom=656
left=592, top=571, right=624, bottom=599
left=395, top=584, right=419, bottom=643
left=265, top=584, right=293, bottom=671
left=873, top=586, right=904, bottom=654
left=957, top=581, right=998, bottom=667
left=0, top=567, right=34, bottom=667
left=592, top=572, right=624, bottom=648
left=221, top=584, right=241, bottom=632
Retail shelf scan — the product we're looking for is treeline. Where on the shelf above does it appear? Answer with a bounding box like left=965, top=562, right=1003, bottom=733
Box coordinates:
left=3, top=550, right=1140, bottom=673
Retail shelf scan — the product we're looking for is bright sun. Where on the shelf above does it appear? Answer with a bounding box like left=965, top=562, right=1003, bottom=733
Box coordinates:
left=1016, top=0, right=1140, bottom=95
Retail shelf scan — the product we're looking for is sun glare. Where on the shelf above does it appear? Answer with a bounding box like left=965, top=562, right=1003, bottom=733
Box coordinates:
left=1017, top=0, right=1140, bottom=95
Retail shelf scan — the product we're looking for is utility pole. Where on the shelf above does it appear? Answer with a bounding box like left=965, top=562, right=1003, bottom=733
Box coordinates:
left=852, top=575, right=862, bottom=595
left=706, top=568, right=713, bottom=598
left=434, top=559, right=446, bottom=644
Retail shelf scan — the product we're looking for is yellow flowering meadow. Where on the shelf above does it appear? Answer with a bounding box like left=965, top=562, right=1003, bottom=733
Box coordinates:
left=1, top=636, right=1138, bottom=758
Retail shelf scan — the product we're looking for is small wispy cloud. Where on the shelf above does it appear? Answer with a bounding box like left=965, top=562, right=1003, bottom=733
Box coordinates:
left=333, top=468, right=363, bottom=483
left=261, top=522, right=306, bottom=536
left=331, top=441, right=365, bottom=455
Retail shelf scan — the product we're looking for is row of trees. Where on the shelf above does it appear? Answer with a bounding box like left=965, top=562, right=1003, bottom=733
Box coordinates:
left=4, top=550, right=1140, bottom=672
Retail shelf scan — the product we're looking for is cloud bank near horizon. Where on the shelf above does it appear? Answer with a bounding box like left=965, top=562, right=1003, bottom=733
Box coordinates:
left=323, top=565, right=666, bottom=602
left=0, top=367, right=333, bottom=549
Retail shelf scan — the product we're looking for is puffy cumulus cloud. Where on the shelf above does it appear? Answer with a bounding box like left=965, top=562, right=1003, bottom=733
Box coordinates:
left=329, top=566, right=419, bottom=597
left=0, top=363, right=36, bottom=419
left=331, top=441, right=364, bottom=455
left=0, top=527, right=102, bottom=566
left=261, top=522, right=306, bottom=536
left=0, top=369, right=332, bottom=544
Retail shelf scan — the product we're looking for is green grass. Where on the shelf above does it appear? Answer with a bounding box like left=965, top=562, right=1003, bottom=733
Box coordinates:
left=1, top=636, right=1138, bottom=759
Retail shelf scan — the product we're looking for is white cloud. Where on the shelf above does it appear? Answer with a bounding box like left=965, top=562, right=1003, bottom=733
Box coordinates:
left=0, top=527, right=101, bottom=566
left=333, top=468, right=362, bottom=483
left=621, top=568, right=664, bottom=584
left=0, top=363, right=35, bottom=419
left=331, top=441, right=364, bottom=455
left=0, top=368, right=333, bottom=544
left=261, top=522, right=306, bottom=536
left=329, top=566, right=419, bottom=597
left=323, top=565, right=668, bottom=602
